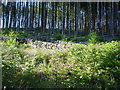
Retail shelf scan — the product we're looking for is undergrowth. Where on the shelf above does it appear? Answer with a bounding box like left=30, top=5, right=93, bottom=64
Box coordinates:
left=1, top=30, right=120, bottom=88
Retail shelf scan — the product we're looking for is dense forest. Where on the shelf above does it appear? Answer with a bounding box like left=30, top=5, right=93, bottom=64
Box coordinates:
left=0, top=1, right=120, bottom=89
left=1, top=2, right=120, bottom=38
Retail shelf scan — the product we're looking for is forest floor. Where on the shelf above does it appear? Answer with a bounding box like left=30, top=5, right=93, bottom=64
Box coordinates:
left=1, top=29, right=120, bottom=88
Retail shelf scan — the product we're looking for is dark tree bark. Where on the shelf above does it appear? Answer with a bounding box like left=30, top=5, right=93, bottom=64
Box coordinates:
left=38, top=2, right=40, bottom=28
left=5, top=3, right=9, bottom=28
left=9, top=2, right=13, bottom=28
left=96, top=2, right=101, bottom=33
left=74, top=3, right=79, bottom=38
left=54, top=3, right=57, bottom=29
left=62, top=2, right=65, bottom=35
left=89, top=2, right=92, bottom=32
left=111, top=2, right=114, bottom=38
left=67, top=2, right=71, bottom=35
left=24, top=2, right=28, bottom=28
left=52, top=2, right=55, bottom=34
left=101, top=2, right=104, bottom=38
left=41, top=2, right=46, bottom=32
left=2, top=3, right=5, bottom=28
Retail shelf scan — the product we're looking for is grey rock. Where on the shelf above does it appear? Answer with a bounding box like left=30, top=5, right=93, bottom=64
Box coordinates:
left=79, top=42, right=88, bottom=46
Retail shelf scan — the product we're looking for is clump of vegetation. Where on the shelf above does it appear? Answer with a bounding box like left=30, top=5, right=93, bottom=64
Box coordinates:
left=3, top=31, right=29, bottom=49
left=87, top=31, right=98, bottom=43
left=113, top=36, right=120, bottom=41
left=2, top=36, right=120, bottom=88
left=53, top=34, right=62, bottom=40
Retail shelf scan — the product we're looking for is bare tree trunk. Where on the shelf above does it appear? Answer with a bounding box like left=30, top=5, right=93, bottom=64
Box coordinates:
left=67, top=2, right=71, bottom=35
left=38, top=2, right=40, bottom=28
left=54, top=3, right=57, bottom=29
left=2, top=3, right=4, bottom=28
left=25, top=2, right=29, bottom=29
left=111, top=2, right=114, bottom=38
left=109, top=2, right=114, bottom=38
left=101, top=2, right=104, bottom=38
left=30, top=2, right=33, bottom=28
left=6, top=3, right=9, bottom=28
left=62, top=2, right=65, bottom=35
left=96, top=2, right=100, bottom=33
left=9, top=2, right=13, bottom=28
left=32, top=2, right=35, bottom=28
left=17, top=2, right=21, bottom=28
left=115, top=2, right=120, bottom=36
left=74, top=3, right=79, bottom=38
left=52, top=2, right=55, bottom=34
left=13, top=2, right=16, bottom=28
left=41, top=2, right=46, bottom=32
left=89, top=2, right=92, bottom=32
left=35, top=1, right=37, bottom=28
left=44, top=2, right=47, bottom=30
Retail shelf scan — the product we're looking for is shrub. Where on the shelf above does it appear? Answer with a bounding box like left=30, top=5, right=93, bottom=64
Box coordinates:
left=53, top=34, right=62, bottom=40
left=87, top=31, right=98, bottom=43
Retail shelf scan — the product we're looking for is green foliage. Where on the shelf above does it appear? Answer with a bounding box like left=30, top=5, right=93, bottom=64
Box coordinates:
left=3, top=31, right=29, bottom=48
left=113, top=37, right=120, bottom=41
left=87, top=31, right=98, bottom=43
left=98, top=36, right=104, bottom=42
left=3, top=38, right=19, bottom=47
left=1, top=43, right=34, bottom=87
left=34, top=41, right=120, bottom=88
left=2, top=39, right=120, bottom=88
left=8, top=31, right=19, bottom=38
left=53, top=34, right=62, bottom=40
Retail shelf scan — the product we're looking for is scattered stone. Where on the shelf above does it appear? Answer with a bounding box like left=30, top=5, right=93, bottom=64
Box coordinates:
left=79, top=42, right=88, bottom=46
left=15, top=37, right=88, bottom=50
left=72, top=41, right=79, bottom=43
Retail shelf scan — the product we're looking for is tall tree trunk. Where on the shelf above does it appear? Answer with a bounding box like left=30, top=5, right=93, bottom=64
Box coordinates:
left=25, top=2, right=29, bottom=30
left=101, top=2, right=104, bottom=38
left=115, top=2, right=120, bottom=36
left=13, top=2, right=16, bottom=28
left=52, top=2, right=55, bottom=34
left=67, top=2, right=71, bottom=35
left=54, top=3, right=57, bottom=29
left=9, top=2, right=13, bottom=28
left=21, top=2, right=25, bottom=28
left=69, top=2, right=71, bottom=35
left=6, top=3, right=9, bottom=28
left=38, top=2, right=41, bottom=28
left=44, top=2, right=47, bottom=30
left=110, top=2, right=114, bottom=38
left=33, top=2, right=35, bottom=28
left=35, top=1, right=37, bottom=28
left=89, top=2, right=92, bottom=32
left=0, top=1, right=2, bottom=28
left=2, top=3, right=4, bottom=28
left=96, top=2, right=100, bottom=32
left=62, top=2, right=65, bottom=35
left=17, top=2, right=21, bottom=28
left=41, top=2, right=46, bottom=32
left=74, top=3, right=79, bottom=38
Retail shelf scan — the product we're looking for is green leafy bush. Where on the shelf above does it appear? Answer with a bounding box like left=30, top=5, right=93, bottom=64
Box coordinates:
left=53, top=34, right=62, bottom=40
left=87, top=31, right=98, bottom=43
